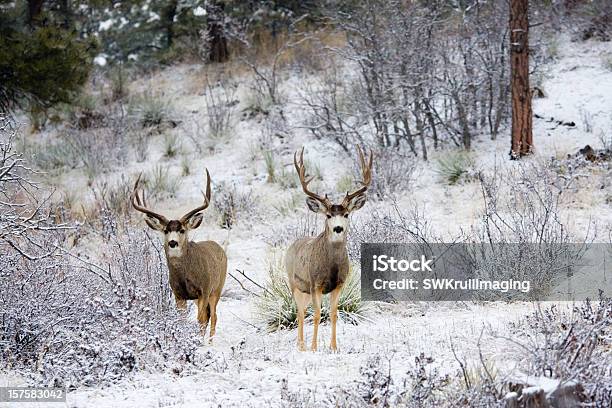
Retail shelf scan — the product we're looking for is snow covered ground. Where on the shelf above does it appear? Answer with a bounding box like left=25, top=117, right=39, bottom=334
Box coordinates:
left=1, top=34, right=611, bottom=407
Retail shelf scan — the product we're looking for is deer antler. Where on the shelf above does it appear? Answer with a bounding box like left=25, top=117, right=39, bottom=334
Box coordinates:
left=180, top=168, right=212, bottom=223
left=341, top=146, right=373, bottom=207
left=294, top=147, right=331, bottom=208
left=132, top=174, right=169, bottom=224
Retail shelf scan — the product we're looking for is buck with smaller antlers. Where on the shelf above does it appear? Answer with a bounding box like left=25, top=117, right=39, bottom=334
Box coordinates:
left=286, top=146, right=373, bottom=351
left=131, top=170, right=227, bottom=340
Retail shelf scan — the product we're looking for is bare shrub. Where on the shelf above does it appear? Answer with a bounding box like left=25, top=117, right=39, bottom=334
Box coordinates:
left=356, top=355, right=393, bottom=407
left=366, top=148, right=417, bottom=199
left=323, top=0, right=513, bottom=154
left=265, top=213, right=320, bottom=248
left=263, top=150, right=276, bottom=183
left=580, top=109, right=594, bottom=133
left=25, top=138, right=80, bottom=173
left=91, top=175, right=133, bottom=217
left=348, top=204, right=441, bottom=262
left=1, top=227, right=205, bottom=388
left=0, top=118, right=65, bottom=258
left=61, top=126, right=127, bottom=183
left=213, top=182, right=258, bottom=229
left=298, top=67, right=365, bottom=153
left=0, top=120, right=204, bottom=387
left=504, top=297, right=612, bottom=406
left=471, top=162, right=590, bottom=299
left=146, top=165, right=182, bottom=199
left=204, top=79, right=237, bottom=142
left=475, top=162, right=578, bottom=245
left=564, top=0, right=612, bottom=41
left=108, top=63, right=129, bottom=101
left=129, top=126, right=150, bottom=162
left=64, top=93, right=107, bottom=130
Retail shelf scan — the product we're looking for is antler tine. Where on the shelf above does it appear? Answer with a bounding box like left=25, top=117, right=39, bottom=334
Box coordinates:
left=342, top=146, right=374, bottom=206
left=294, top=147, right=331, bottom=208
left=131, top=174, right=169, bottom=224
left=180, top=168, right=212, bottom=223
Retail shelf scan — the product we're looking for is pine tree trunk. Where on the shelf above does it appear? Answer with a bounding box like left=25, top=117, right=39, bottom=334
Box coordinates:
left=163, top=0, right=179, bottom=48
left=208, top=2, right=229, bottom=63
left=27, top=0, right=45, bottom=26
left=510, top=0, right=533, bottom=158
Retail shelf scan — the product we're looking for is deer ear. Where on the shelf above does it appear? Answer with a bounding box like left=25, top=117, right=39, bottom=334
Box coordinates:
left=144, top=216, right=165, bottom=231
left=348, top=193, right=367, bottom=212
left=185, top=213, right=203, bottom=230
left=306, top=197, right=324, bottom=213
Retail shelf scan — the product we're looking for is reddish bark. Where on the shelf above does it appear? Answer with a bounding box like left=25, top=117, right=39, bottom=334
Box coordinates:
left=510, top=0, right=533, bottom=158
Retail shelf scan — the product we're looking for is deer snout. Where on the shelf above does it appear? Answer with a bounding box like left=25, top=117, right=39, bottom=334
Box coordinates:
left=168, top=240, right=179, bottom=248
left=333, top=226, right=344, bottom=234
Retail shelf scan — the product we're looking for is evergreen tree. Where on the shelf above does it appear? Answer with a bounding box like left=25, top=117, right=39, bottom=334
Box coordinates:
left=0, top=0, right=95, bottom=116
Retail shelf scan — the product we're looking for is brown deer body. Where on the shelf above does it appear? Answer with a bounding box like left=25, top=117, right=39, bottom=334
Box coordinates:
left=131, top=170, right=227, bottom=339
left=286, top=147, right=373, bottom=352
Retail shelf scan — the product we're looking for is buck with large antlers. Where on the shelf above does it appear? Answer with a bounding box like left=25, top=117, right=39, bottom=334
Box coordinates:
left=131, top=170, right=227, bottom=340
left=286, top=146, right=373, bottom=352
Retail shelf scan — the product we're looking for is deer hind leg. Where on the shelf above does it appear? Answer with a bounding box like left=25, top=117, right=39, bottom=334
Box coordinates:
left=329, top=284, right=343, bottom=352
left=196, top=295, right=211, bottom=335
left=310, top=287, right=323, bottom=352
left=293, top=288, right=310, bottom=351
left=208, top=293, right=220, bottom=344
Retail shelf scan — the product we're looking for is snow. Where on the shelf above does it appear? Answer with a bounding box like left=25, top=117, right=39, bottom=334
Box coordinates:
left=147, top=12, right=160, bottom=23
left=3, top=32, right=611, bottom=407
left=93, top=54, right=108, bottom=67
left=99, top=19, right=113, bottom=31
left=193, top=6, right=207, bottom=17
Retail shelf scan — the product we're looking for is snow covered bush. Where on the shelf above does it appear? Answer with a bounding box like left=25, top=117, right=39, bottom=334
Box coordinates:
left=0, top=120, right=204, bottom=388
left=1, top=226, right=205, bottom=388
left=213, top=181, right=258, bottom=229
left=347, top=206, right=441, bottom=262
left=508, top=297, right=612, bottom=406
left=367, top=148, right=417, bottom=199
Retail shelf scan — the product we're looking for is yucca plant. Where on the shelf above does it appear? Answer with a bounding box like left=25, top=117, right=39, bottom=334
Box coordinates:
left=434, top=150, right=474, bottom=185
left=255, top=254, right=367, bottom=331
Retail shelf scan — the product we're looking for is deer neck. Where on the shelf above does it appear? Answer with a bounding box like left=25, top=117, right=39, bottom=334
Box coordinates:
left=165, top=242, right=192, bottom=271
left=316, top=229, right=348, bottom=264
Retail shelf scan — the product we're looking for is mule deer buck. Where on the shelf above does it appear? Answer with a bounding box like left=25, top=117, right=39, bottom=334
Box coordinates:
left=131, top=170, right=227, bottom=340
left=286, top=146, right=373, bottom=351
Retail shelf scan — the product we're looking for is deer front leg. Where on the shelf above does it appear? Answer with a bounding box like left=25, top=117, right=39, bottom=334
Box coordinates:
left=310, top=287, right=323, bottom=352
left=196, top=295, right=211, bottom=335
left=329, top=284, right=343, bottom=352
left=293, top=289, right=310, bottom=351
left=175, top=294, right=187, bottom=312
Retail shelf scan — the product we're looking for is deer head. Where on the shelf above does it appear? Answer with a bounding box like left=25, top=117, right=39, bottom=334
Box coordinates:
left=294, top=146, right=373, bottom=244
left=131, top=170, right=212, bottom=258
